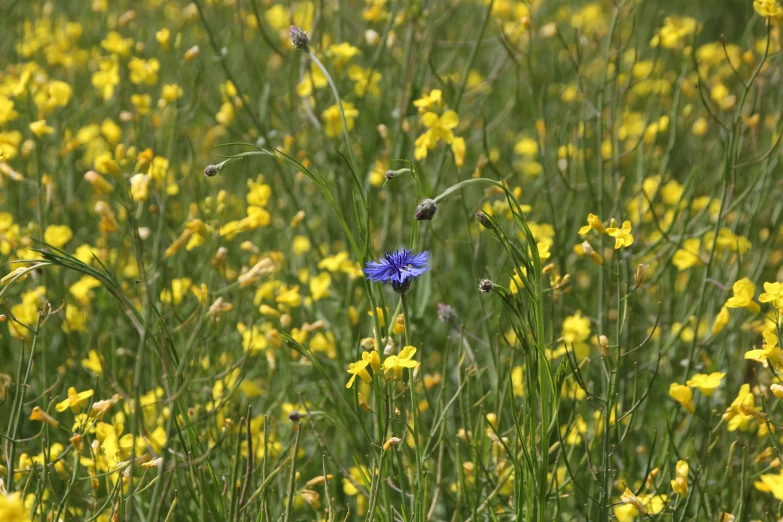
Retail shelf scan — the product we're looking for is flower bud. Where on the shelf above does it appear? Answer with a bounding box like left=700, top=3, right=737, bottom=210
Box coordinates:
left=204, top=164, right=219, bottom=177
left=771, top=384, right=783, bottom=398
left=598, top=335, right=610, bottom=357
left=635, top=263, right=649, bottom=287
left=414, top=198, right=438, bottom=220
left=479, top=279, right=493, bottom=293
left=383, top=437, right=402, bottom=451
left=475, top=211, right=491, bottom=228
left=289, top=25, right=310, bottom=50
left=437, top=303, right=457, bottom=323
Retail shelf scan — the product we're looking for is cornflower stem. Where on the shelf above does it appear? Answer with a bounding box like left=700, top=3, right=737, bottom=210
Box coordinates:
left=400, top=292, right=423, bottom=520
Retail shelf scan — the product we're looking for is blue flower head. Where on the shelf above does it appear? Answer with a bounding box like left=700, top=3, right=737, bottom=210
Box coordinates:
left=364, top=249, right=430, bottom=293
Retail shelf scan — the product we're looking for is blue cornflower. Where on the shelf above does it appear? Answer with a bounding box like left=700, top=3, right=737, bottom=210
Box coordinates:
left=364, top=249, right=430, bottom=293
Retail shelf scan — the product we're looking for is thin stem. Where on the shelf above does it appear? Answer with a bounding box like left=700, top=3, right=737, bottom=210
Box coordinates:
left=306, top=49, right=366, bottom=209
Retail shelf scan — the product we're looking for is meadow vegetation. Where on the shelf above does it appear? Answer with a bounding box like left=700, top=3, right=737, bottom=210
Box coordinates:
left=2, top=0, right=783, bottom=520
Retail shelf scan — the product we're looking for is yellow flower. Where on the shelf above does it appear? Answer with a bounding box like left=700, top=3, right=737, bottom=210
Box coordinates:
left=62, top=304, right=88, bottom=333
left=0, top=95, right=18, bottom=125
left=156, top=28, right=171, bottom=49
left=160, top=83, right=183, bottom=106
left=160, top=278, right=192, bottom=305
left=650, top=16, right=699, bottom=49
left=413, top=89, right=443, bottom=112
left=744, top=330, right=783, bottom=372
left=92, top=56, right=120, bottom=100
left=101, top=31, right=134, bottom=55
left=0, top=492, right=27, bottom=522
left=671, top=460, right=689, bottom=496
left=47, top=81, right=73, bottom=107
left=605, top=220, right=634, bottom=249
left=293, top=235, right=311, bottom=255
left=669, top=382, right=695, bottom=414
left=553, top=312, right=592, bottom=359
left=130, top=173, right=150, bottom=201
left=756, top=469, right=783, bottom=500
left=712, top=306, right=729, bottom=334
left=725, top=277, right=760, bottom=313
left=309, top=272, right=331, bottom=301
left=29, top=120, right=54, bottom=137
left=514, top=136, right=539, bottom=157
left=672, top=238, right=703, bottom=271
left=759, top=281, right=783, bottom=309
left=322, top=101, right=358, bottom=138
left=348, top=65, right=381, bottom=96
left=55, top=387, right=95, bottom=413
left=131, top=93, right=152, bottom=114
left=451, top=136, right=466, bottom=167
left=43, top=224, right=73, bottom=248
left=722, top=384, right=758, bottom=431
left=237, top=323, right=268, bottom=354
left=327, top=42, right=361, bottom=67
left=276, top=285, right=302, bottom=308
left=82, top=350, right=103, bottom=375
left=686, top=372, right=725, bottom=396
left=346, top=351, right=380, bottom=388
left=754, top=0, right=783, bottom=18
left=578, top=213, right=606, bottom=235
left=382, top=345, right=418, bottom=380
left=414, top=110, right=459, bottom=160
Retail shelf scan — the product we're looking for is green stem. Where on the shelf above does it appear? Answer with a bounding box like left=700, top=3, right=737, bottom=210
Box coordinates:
left=401, top=293, right=423, bottom=520
left=306, top=49, right=366, bottom=209
left=282, top=424, right=302, bottom=522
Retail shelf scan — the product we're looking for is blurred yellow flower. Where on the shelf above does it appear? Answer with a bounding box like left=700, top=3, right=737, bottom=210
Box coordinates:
left=725, top=278, right=760, bottom=313
left=754, top=0, right=783, bottom=18
left=29, top=120, right=54, bottom=137
left=670, top=460, right=689, bottom=496
left=322, top=101, right=358, bottom=138
left=413, top=89, right=443, bottom=112
left=414, top=110, right=459, bottom=161
left=44, top=224, right=73, bottom=248
left=686, top=372, right=725, bottom=396
left=669, top=383, right=695, bottom=413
